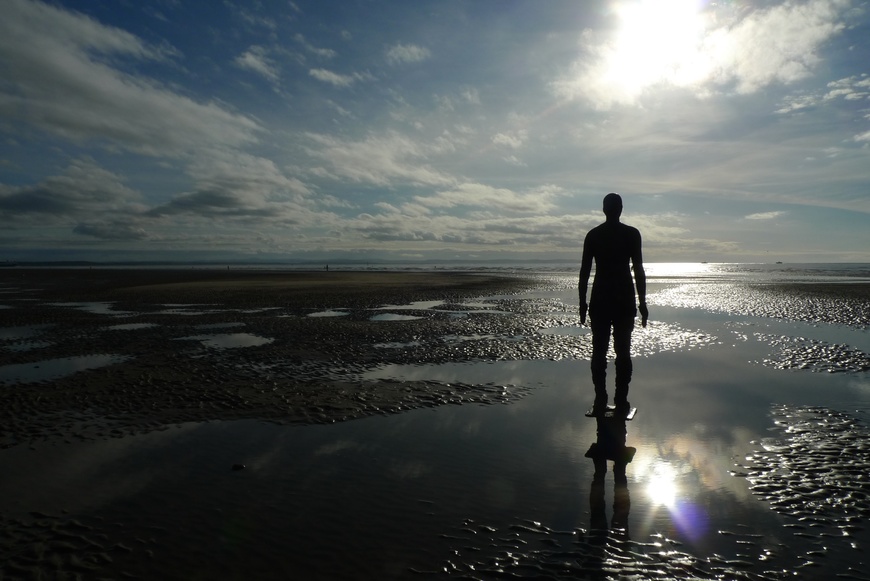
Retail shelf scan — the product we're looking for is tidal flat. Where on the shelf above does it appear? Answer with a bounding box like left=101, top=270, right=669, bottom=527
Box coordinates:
left=1, top=267, right=869, bottom=579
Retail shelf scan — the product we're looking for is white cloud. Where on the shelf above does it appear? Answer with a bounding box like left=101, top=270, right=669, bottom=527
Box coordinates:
left=305, top=131, right=454, bottom=187
left=0, top=0, right=261, bottom=155
left=461, top=88, right=481, bottom=105
left=775, top=93, right=821, bottom=113
left=744, top=211, right=786, bottom=220
left=491, top=130, right=527, bottom=149
left=414, top=183, right=565, bottom=214
left=235, top=46, right=280, bottom=83
left=385, top=43, right=431, bottom=65
left=309, top=68, right=371, bottom=87
left=722, top=0, right=846, bottom=94
left=824, top=75, right=870, bottom=100
left=778, top=75, right=870, bottom=114
left=555, top=0, right=850, bottom=109
left=294, top=34, right=336, bottom=59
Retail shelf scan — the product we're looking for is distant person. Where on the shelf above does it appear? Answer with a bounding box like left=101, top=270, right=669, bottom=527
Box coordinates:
left=579, top=193, right=648, bottom=415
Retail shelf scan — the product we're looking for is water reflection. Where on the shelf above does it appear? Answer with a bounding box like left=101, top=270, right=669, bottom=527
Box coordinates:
left=581, top=412, right=634, bottom=578
left=586, top=414, right=635, bottom=487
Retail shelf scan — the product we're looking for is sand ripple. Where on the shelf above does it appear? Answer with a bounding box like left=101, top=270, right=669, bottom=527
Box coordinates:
left=755, top=334, right=870, bottom=373
left=0, top=512, right=139, bottom=579
left=738, top=405, right=870, bottom=525
left=429, top=516, right=792, bottom=580
left=652, top=283, right=870, bottom=329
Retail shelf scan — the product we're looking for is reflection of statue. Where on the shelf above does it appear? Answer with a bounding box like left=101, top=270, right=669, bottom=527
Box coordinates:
left=586, top=415, right=635, bottom=538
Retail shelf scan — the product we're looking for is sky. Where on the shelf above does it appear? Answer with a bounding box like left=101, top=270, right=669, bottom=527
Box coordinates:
left=1, top=0, right=869, bottom=264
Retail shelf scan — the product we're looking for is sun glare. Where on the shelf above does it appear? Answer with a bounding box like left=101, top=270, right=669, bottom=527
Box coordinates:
left=604, top=0, right=710, bottom=94
left=646, top=463, right=679, bottom=508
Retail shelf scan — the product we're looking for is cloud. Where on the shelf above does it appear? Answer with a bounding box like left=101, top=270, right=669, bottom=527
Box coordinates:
left=744, top=211, right=786, bottom=220
left=73, top=220, right=149, bottom=241
left=777, top=74, right=870, bottom=113
left=341, top=204, right=738, bottom=257
left=462, top=88, right=481, bottom=105
left=491, top=130, right=527, bottom=149
left=235, top=45, right=280, bottom=83
left=305, top=131, right=455, bottom=187
left=309, top=68, right=371, bottom=87
left=0, top=159, right=140, bottom=219
left=0, top=0, right=261, bottom=155
left=149, top=152, right=313, bottom=219
left=294, top=34, right=336, bottom=59
left=723, top=0, right=847, bottom=93
left=775, top=93, right=822, bottom=113
left=385, top=43, right=431, bottom=65
left=555, top=0, right=850, bottom=109
left=414, top=183, right=565, bottom=214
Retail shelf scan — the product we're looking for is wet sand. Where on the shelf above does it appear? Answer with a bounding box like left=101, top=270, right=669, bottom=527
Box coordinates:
left=2, top=268, right=870, bottom=579
left=0, top=268, right=542, bottom=447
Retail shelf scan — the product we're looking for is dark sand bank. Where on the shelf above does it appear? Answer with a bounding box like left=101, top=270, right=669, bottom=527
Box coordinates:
left=0, top=268, right=544, bottom=448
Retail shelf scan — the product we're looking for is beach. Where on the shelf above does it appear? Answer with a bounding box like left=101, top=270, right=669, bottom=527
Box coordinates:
left=1, top=266, right=870, bottom=579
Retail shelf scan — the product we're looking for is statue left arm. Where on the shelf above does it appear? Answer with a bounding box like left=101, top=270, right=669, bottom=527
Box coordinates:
left=632, top=230, right=648, bottom=327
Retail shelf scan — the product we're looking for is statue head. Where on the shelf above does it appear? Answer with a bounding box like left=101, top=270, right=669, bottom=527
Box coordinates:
left=603, top=192, right=623, bottom=221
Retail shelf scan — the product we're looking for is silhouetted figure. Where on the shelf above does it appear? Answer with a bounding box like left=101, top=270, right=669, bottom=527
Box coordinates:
left=579, top=193, right=648, bottom=415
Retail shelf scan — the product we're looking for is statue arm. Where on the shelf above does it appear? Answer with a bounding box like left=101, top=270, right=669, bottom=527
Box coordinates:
left=632, top=230, right=648, bottom=326
left=579, top=233, right=593, bottom=304
left=578, top=232, right=594, bottom=323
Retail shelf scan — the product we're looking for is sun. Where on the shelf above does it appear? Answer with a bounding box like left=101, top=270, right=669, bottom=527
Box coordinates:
left=602, top=0, right=711, bottom=96
left=645, top=462, right=679, bottom=508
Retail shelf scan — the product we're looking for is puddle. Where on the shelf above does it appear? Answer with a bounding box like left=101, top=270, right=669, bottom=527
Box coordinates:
left=194, top=322, right=245, bottom=330
left=155, top=304, right=221, bottom=315
left=105, top=323, right=158, bottom=331
left=173, top=333, right=273, bottom=349
left=0, top=354, right=129, bottom=385
left=373, top=300, right=509, bottom=317
left=447, top=303, right=512, bottom=315
left=369, top=313, right=423, bottom=322
left=375, top=300, right=444, bottom=311
left=46, top=302, right=133, bottom=316
left=308, top=310, right=349, bottom=318
left=441, top=333, right=526, bottom=343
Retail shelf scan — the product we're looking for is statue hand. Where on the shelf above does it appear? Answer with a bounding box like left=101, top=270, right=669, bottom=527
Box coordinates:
left=639, top=303, right=649, bottom=328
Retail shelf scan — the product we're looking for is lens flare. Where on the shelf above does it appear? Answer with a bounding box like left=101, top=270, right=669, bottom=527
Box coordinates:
left=646, top=463, right=679, bottom=507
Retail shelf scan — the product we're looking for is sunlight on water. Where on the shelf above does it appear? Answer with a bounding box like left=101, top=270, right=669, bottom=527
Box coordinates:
left=370, top=313, right=422, bottom=321
left=307, top=309, right=349, bottom=318
left=644, top=262, right=717, bottom=279
left=643, top=462, right=679, bottom=508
